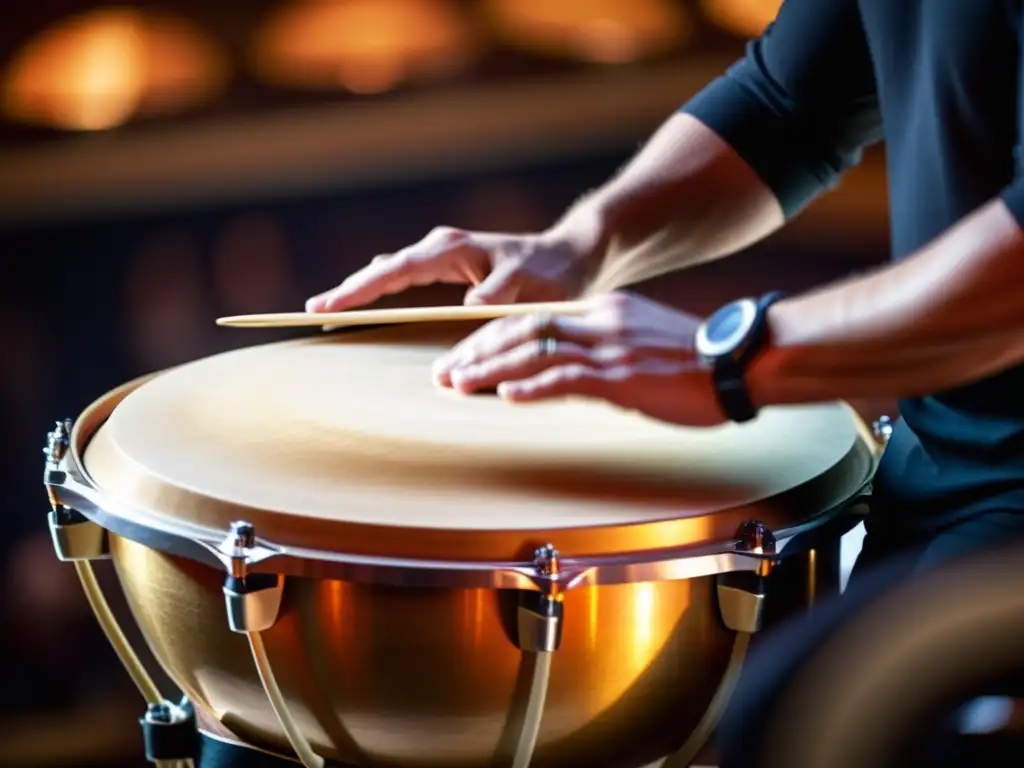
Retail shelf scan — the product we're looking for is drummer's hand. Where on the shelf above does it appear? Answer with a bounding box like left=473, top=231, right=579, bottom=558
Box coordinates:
left=306, top=225, right=599, bottom=312
left=433, top=291, right=727, bottom=427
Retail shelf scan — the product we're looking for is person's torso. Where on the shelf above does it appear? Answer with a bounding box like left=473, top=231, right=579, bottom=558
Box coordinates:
left=855, top=1, right=1024, bottom=522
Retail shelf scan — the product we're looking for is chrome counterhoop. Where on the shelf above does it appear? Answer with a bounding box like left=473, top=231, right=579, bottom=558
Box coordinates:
left=45, top=417, right=871, bottom=592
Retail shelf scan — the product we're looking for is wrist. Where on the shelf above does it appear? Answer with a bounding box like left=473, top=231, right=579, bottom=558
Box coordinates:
left=544, top=192, right=612, bottom=267
left=697, top=292, right=787, bottom=423
left=746, top=347, right=782, bottom=412
left=745, top=301, right=799, bottom=410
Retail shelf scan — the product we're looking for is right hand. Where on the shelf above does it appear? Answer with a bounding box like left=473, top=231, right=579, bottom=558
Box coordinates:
left=305, top=224, right=601, bottom=312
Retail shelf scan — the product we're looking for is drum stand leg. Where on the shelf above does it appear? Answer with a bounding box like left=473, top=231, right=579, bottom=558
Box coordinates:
left=221, top=522, right=325, bottom=768
left=655, top=522, right=774, bottom=768
left=658, top=632, right=751, bottom=768
left=43, top=421, right=199, bottom=768
left=513, top=593, right=561, bottom=767
left=512, top=651, right=553, bottom=768
left=503, top=545, right=563, bottom=768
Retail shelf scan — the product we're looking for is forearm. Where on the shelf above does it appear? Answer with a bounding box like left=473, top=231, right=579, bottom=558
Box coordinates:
left=749, top=197, right=1024, bottom=405
left=553, top=113, right=785, bottom=292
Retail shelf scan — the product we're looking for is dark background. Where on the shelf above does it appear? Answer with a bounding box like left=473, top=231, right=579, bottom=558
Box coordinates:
left=0, top=1, right=892, bottom=764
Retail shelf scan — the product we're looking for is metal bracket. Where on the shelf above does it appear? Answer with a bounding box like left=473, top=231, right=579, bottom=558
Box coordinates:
left=139, top=697, right=198, bottom=764
left=517, top=592, right=564, bottom=653
left=44, top=419, right=110, bottom=562
left=221, top=522, right=285, bottom=633
left=736, top=520, right=776, bottom=577
left=48, top=506, right=111, bottom=561
left=872, top=415, right=893, bottom=446
left=517, top=544, right=565, bottom=653
left=225, top=573, right=285, bottom=633
left=716, top=571, right=767, bottom=634
left=716, top=521, right=776, bottom=634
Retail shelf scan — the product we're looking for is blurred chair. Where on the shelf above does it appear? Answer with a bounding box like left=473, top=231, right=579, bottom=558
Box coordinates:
left=732, top=541, right=1024, bottom=768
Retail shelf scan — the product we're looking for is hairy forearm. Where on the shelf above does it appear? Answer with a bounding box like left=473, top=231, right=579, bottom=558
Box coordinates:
left=749, top=197, right=1024, bottom=405
left=553, top=113, right=785, bottom=292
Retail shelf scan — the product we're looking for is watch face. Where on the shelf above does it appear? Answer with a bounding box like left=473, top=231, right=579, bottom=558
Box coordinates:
left=705, top=305, right=745, bottom=344
left=696, top=298, right=757, bottom=359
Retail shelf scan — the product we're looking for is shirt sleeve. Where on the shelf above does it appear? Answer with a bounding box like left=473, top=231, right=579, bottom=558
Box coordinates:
left=998, top=35, right=1024, bottom=227
left=1001, top=179, right=1024, bottom=225
left=681, top=0, right=882, bottom=218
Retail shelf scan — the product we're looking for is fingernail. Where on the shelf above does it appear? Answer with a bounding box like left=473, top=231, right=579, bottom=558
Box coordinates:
left=449, top=366, right=472, bottom=383
left=450, top=367, right=483, bottom=394
left=432, top=360, right=457, bottom=388
left=305, top=296, right=324, bottom=313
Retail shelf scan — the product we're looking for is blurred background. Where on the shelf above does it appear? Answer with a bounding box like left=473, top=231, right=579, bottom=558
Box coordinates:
left=0, top=1, right=893, bottom=765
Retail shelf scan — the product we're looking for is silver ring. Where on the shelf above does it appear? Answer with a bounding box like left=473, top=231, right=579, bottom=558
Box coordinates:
left=538, top=336, right=558, bottom=356
left=531, top=312, right=558, bottom=356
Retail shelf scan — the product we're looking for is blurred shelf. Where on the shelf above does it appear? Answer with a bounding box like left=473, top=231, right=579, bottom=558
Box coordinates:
left=0, top=55, right=725, bottom=224
left=0, top=0, right=746, bottom=149
left=0, top=51, right=887, bottom=239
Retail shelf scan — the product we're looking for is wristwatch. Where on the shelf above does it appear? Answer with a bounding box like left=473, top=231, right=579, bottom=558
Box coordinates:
left=694, top=291, right=787, bottom=423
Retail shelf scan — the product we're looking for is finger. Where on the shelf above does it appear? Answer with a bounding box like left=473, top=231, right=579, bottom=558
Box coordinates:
left=432, top=311, right=604, bottom=385
left=307, top=232, right=485, bottom=313
left=468, top=269, right=574, bottom=307
left=445, top=342, right=695, bottom=391
left=304, top=251, right=432, bottom=313
left=497, top=363, right=630, bottom=404
left=447, top=339, right=593, bottom=393
left=464, top=258, right=523, bottom=306
left=433, top=314, right=551, bottom=384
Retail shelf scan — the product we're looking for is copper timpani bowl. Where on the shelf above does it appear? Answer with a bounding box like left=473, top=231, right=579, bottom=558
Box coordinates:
left=44, top=323, right=878, bottom=767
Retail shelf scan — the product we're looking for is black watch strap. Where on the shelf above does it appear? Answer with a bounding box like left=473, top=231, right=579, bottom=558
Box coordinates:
left=712, top=291, right=787, bottom=424
left=713, top=358, right=758, bottom=424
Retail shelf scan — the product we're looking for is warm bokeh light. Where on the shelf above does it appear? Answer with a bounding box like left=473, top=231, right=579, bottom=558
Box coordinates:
left=2, top=7, right=227, bottom=132
left=483, top=0, right=694, bottom=64
left=251, top=0, right=477, bottom=95
left=700, top=0, right=783, bottom=39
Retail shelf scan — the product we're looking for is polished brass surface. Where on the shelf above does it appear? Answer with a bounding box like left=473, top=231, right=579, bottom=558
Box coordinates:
left=806, top=549, right=817, bottom=606
left=661, top=631, right=750, bottom=768
left=111, top=534, right=738, bottom=768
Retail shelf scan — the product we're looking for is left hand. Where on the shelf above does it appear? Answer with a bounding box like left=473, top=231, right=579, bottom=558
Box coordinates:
left=432, top=291, right=728, bottom=427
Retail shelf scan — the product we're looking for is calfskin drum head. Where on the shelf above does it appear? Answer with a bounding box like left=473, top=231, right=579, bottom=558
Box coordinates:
left=78, top=322, right=874, bottom=560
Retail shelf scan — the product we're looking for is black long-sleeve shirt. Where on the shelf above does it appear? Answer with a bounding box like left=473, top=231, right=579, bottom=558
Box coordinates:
left=682, top=0, right=1024, bottom=529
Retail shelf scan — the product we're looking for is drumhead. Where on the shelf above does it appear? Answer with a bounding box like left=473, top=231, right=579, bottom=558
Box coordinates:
left=77, top=322, right=875, bottom=561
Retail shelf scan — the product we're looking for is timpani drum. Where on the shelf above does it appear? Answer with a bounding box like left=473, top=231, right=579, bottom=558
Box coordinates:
left=42, top=322, right=879, bottom=768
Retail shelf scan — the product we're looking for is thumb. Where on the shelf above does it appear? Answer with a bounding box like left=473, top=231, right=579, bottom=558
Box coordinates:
left=464, top=259, right=524, bottom=305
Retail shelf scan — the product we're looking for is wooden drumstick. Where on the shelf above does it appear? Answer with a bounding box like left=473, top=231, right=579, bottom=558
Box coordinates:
left=215, top=301, right=591, bottom=329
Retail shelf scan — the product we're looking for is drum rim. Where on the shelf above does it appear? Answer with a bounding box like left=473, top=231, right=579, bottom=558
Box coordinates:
left=50, top=350, right=877, bottom=589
